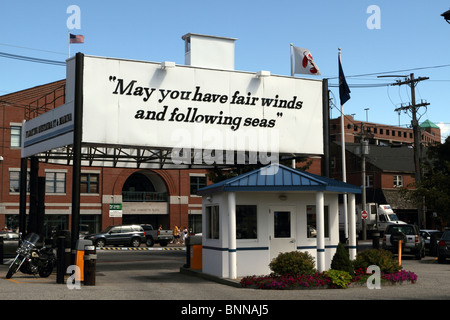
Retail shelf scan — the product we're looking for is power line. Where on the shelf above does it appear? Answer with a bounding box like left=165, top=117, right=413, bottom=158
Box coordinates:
left=0, top=42, right=66, bottom=56
left=327, top=63, right=450, bottom=80
left=0, top=51, right=65, bottom=66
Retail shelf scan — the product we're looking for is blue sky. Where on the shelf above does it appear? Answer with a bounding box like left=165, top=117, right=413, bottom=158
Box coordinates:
left=1, top=0, right=450, bottom=140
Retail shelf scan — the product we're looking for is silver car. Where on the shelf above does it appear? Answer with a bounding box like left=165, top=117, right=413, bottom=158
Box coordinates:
left=0, top=231, right=20, bottom=257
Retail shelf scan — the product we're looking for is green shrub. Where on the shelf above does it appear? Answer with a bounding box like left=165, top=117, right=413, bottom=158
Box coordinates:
left=330, top=242, right=354, bottom=275
left=269, top=251, right=316, bottom=276
left=352, top=248, right=402, bottom=274
left=325, top=269, right=353, bottom=288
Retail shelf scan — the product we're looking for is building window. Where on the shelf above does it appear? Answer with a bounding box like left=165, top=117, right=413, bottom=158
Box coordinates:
left=236, top=205, right=257, bottom=239
left=9, top=170, right=29, bottom=193
left=380, top=128, right=384, bottom=135
left=306, top=205, right=329, bottom=238
left=206, top=205, right=219, bottom=239
left=190, top=176, right=207, bottom=195
left=393, top=175, right=403, bottom=188
left=81, top=173, right=99, bottom=193
left=10, top=126, right=21, bottom=148
left=45, top=172, right=66, bottom=193
left=366, top=175, right=373, bottom=188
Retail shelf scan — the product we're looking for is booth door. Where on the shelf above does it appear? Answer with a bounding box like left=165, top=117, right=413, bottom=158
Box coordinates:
left=269, top=206, right=296, bottom=261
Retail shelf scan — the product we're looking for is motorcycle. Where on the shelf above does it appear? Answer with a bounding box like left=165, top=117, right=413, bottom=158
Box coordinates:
left=6, top=233, right=56, bottom=279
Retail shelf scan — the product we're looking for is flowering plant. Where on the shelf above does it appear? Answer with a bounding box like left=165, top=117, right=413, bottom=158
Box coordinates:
left=240, top=267, right=418, bottom=289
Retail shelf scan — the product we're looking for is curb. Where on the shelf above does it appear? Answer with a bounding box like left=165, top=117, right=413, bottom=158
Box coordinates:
left=97, top=247, right=185, bottom=251
left=179, top=267, right=242, bottom=288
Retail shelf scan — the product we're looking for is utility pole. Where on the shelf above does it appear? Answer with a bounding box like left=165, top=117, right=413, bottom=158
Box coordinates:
left=360, top=123, right=369, bottom=240
left=391, top=73, right=429, bottom=228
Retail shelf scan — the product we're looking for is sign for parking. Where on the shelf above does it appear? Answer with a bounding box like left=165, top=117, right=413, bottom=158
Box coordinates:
left=109, top=203, right=122, bottom=217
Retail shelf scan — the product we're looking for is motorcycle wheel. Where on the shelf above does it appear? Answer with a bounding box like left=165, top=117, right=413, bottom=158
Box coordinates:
left=39, top=260, right=55, bottom=278
left=6, top=256, right=23, bottom=279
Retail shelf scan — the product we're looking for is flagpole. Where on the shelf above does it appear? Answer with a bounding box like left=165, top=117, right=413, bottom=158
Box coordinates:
left=339, top=48, right=349, bottom=240
left=290, top=43, right=296, bottom=168
left=290, top=43, right=294, bottom=77
left=68, top=30, right=71, bottom=58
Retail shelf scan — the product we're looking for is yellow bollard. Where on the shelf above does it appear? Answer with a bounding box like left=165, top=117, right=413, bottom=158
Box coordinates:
left=398, top=240, right=402, bottom=266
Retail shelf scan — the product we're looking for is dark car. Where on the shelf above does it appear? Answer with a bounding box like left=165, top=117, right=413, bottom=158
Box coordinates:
left=437, top=230, right=450, bottom=263
left=84, top=225, right=145, bottom=248
left=0, top=231, right=20, bottom=257
left=420, top=229, right=443, bottom=255
left=382, top=224, right=425, bottom=260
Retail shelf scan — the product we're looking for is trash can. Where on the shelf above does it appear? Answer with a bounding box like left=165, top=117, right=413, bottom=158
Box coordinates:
left=75, top=239, right=92, bottom=282
left=372, top=232, right=380, bottom=249
left=83, top=245, right=97, bottom=286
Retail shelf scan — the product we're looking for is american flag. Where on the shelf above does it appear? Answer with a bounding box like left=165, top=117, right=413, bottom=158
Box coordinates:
left=69, top=33, right=84, bottom=44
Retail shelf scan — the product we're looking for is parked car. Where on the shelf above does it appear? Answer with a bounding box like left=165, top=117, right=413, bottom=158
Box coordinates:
left=0, top=231, right=20, bottom=257
left=437, top=230, right=450, bottom=263
left=420, top=229, right=443, bottom=255
left=84, top=225, right=145, bottom=248
left=382, top=224, right=425, bottom=260
left=140, top=224, right=173, bottom=247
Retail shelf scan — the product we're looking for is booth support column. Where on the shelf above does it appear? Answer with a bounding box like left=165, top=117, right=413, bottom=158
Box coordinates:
left=227, top=192, right=236, bottom=279
left=71, top=52, right=84, bottom=259
left=348, top=193, right=357, bottom=260
left=316, top=191, right=325, bottom=272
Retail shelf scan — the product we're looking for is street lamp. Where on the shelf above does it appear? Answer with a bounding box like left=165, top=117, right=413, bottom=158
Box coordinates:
left=442, top=9, right=450, bottom=24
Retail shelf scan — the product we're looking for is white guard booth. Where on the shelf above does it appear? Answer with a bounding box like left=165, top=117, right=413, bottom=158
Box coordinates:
left=197, top=163, right=361, bottom=279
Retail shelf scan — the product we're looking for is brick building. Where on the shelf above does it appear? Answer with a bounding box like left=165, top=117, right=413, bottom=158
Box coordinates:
left=330, top=115, right=441, bottom=146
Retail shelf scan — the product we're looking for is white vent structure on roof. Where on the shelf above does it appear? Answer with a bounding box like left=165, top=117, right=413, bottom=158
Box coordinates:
left=182, top=33, right=237, bottom=70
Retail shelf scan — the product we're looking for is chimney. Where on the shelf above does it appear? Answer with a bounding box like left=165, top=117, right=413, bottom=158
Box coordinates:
left=182, top=33, right=237, bottom=70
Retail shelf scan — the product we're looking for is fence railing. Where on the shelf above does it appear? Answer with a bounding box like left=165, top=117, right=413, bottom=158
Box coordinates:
left=122, top=191, right=168, bottom=202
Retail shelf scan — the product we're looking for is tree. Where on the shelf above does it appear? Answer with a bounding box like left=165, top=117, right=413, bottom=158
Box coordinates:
left=409, top=137, right=450, bottom=226
left=330, top=242, right=354, bottom=275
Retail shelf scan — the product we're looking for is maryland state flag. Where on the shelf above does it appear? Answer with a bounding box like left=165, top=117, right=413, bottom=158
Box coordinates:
left=292, top=46, right=321, bottom=75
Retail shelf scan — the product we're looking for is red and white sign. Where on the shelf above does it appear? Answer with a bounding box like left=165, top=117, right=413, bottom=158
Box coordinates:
left=361, top=210, right=368, bottom=220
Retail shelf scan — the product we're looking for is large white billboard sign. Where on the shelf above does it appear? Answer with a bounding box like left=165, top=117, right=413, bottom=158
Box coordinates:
left=82, top=56, right=323, bottom=157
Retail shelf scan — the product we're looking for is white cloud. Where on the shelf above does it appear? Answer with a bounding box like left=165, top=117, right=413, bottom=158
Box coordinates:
left=437, top=122, right=450, bottom=143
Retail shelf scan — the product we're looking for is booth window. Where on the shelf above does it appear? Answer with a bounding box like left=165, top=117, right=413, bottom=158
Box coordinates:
left=274, top=211, right=291, bottom=238
left=236, top=205, right=257, bottom=239
left=306, top=205, right=329, bottom=238
left=206, top=205, right=220, bottom=239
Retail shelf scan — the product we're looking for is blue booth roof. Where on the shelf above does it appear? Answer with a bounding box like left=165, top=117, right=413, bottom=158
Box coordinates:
left=197, top=163, right=361, bottom=195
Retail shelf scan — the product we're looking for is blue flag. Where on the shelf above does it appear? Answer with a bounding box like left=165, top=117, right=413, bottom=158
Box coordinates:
left=338, top=55, right=351, bottom=105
